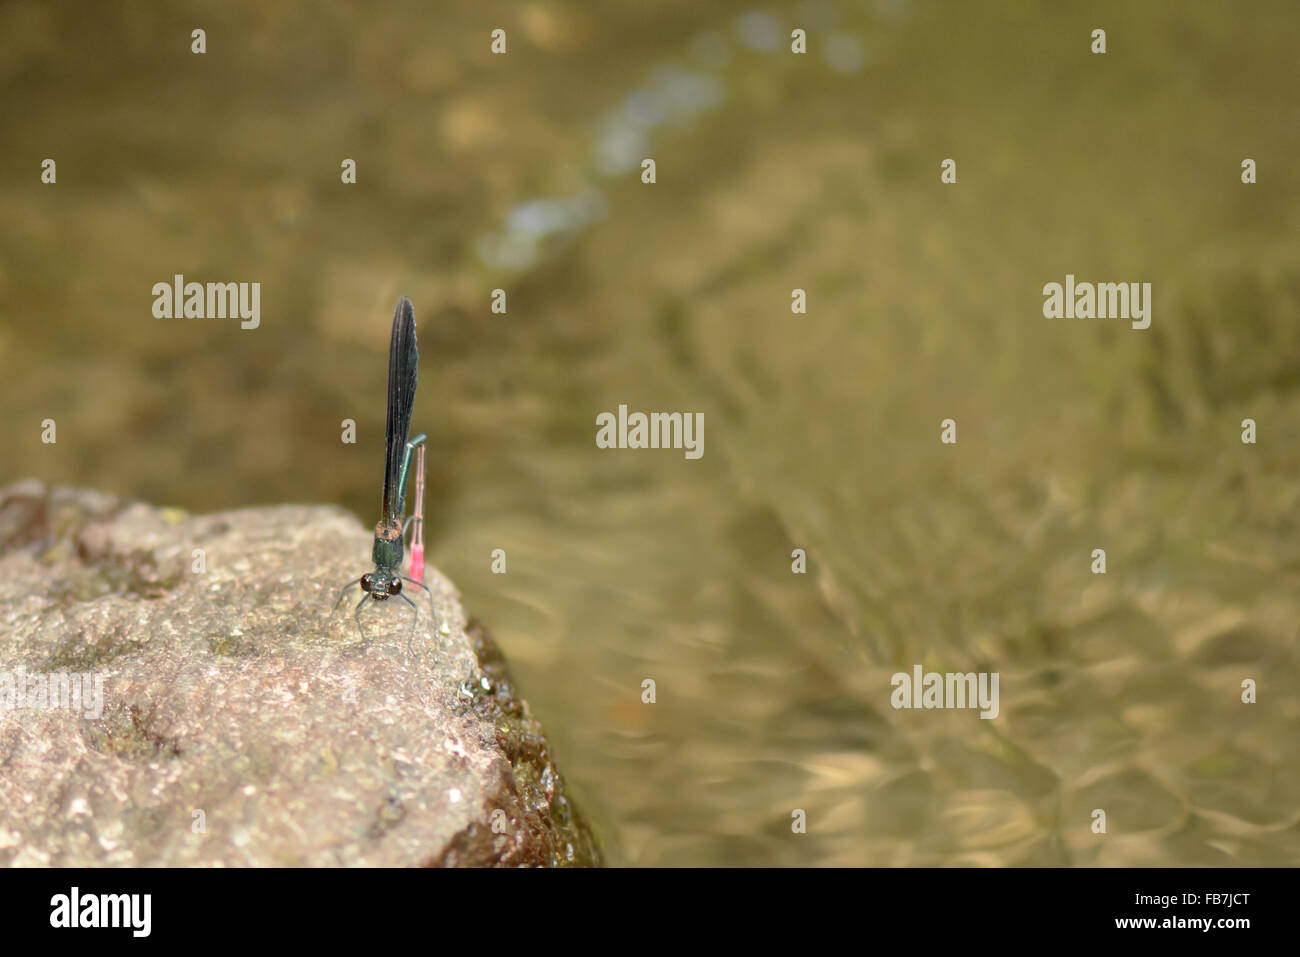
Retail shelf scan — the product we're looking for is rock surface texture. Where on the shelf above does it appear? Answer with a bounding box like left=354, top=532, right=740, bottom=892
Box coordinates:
left=0, top=481, right=601, bottom=866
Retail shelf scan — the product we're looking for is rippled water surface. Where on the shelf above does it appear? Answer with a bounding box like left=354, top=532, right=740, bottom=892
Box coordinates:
left=2, top=0, right=1299, bottom=865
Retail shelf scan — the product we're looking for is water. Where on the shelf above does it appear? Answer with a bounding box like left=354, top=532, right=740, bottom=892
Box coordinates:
left=2, top=0, right=1298, bottom=865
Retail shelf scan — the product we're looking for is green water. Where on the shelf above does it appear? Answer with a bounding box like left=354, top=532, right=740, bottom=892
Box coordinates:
left=2, top=0, right=1298, bottom=865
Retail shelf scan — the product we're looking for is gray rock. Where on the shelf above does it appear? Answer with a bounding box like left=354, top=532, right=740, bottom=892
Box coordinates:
left=0, top=481, right=601, bottom=867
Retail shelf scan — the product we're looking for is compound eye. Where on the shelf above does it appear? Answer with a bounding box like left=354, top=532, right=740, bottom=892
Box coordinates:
left=387, top=579, right=402, bottom=595
left=360, top=573, right=373, bottom=592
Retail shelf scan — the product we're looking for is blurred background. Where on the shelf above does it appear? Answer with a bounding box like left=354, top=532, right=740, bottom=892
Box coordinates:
left=2, top=0, right=1299, bottom=865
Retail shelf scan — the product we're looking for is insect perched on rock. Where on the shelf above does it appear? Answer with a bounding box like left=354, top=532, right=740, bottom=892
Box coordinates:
left=333, top=296, right=434, bottom=638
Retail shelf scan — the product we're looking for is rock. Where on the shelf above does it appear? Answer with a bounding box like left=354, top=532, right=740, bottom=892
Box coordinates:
left=0, top=481, right=601, bottom=867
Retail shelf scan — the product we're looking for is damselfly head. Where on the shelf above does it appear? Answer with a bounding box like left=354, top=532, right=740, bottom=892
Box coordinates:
left=360, top=571, right=402, bottom=601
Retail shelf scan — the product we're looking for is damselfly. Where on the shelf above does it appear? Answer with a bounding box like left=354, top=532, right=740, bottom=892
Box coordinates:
left=333, top=296, right=434, bottom=638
